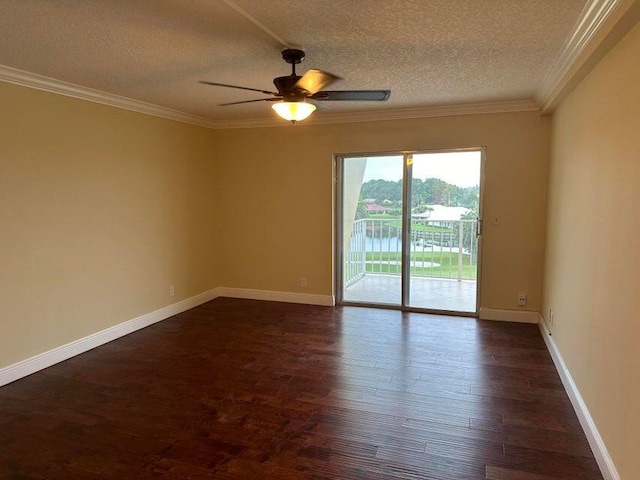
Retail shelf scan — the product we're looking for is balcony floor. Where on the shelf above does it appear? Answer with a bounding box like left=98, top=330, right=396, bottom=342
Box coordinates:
left=343, top=274, right=477, bottom=313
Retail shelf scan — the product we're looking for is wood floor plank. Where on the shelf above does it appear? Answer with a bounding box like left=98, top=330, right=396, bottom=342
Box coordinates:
left=0, top=298, right=603, bottom=479
left=486, top=465, right=565, bottom=479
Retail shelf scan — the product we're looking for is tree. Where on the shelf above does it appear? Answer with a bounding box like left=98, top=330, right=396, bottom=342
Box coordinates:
left=412, top=204, right=433, bottom=215
left=360, top=179, right=402, bottom=203
left=359, top=177, right=479, bottom=210
left=452, top=210, right=479, bottom=263
left=354, top=201, right=369, bottom=220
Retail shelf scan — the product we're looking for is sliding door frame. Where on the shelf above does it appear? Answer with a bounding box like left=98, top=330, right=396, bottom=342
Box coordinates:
left=334, top=147, right=485, bottom=317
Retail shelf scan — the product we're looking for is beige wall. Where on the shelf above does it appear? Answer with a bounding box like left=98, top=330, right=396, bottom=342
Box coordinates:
left=543, top=20, right=640, bottom=479
left=213, top=111, right=550, bottom=311
left=0, top=82, right=220, bottom=368
left=0, top=70, right=551, bottom=378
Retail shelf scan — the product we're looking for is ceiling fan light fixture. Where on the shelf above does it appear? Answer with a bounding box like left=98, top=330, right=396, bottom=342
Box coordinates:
left=272, top=101, right=316, bottom=123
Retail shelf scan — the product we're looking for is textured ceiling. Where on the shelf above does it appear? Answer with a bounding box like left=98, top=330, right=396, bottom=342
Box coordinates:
left=0, top=0, right=587, bottom=123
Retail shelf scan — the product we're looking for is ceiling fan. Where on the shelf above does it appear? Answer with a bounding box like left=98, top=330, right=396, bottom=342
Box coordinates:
left=199, top=49, right=391, bottom=123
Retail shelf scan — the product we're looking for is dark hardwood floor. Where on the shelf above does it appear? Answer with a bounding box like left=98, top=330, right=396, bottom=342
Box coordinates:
left=0, top=298, right=602, bottom=479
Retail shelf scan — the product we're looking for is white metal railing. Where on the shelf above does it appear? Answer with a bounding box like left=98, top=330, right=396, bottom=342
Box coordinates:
left=344, top=218, right=478, bottom=286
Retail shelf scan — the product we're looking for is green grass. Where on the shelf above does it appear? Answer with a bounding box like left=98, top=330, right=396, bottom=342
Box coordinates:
left=364, top=251, right=477, bottom=279
left=405, top=222, right=452, bottom=233
left=365, top=217, right=453, bottom=233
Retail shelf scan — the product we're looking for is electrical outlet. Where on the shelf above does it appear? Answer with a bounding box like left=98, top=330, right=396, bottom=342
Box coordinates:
left=300, top=277, right=307, bottom=288
left=517, top=294, right=527, bottom=306
left=169, top=285, right=175, bottom=297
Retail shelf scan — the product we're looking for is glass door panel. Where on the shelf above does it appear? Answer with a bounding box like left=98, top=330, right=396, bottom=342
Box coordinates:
left=406, top=151, right=481, bottom=312
left=337, top=149, right=482, bottom=315
left=340, top=155, right=404, bottom=306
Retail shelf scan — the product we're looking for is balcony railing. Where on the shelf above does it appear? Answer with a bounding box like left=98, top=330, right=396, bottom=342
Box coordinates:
left=345, top=218, right=478, bottom=287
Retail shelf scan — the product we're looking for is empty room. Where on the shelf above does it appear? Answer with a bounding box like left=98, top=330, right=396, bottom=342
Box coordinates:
left=1, top=1, right=639, bottom=479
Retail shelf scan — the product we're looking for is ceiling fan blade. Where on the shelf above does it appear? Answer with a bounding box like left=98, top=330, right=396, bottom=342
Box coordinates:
left=218, top=98, right=281, bottom=106
left=200, top=81, right=279, bottom=96
left=295, top=69, right=341, bottom=95
left=311, top=90, right=391, bottom=101
left=307, top=99, right=328, bottom=111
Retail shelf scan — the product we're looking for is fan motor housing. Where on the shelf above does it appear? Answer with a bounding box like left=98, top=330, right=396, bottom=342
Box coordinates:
left=200, top=47, right=390, bottom=109
left=274, top=75, right=306, bottom=99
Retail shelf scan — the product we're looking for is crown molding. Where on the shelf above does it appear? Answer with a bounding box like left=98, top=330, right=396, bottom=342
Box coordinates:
left=0, top=63, right=538, bottom=130
left=536, top=0, right=629, bottom=113
left=211, top=100, right=539, bottom=129
left=0, top=62, right=539, bottom=130
left=0, top=63, right=539, bottom=130
left=1, top=1, right=632, bottom=128
left=0, top=64, right=219, bottom=129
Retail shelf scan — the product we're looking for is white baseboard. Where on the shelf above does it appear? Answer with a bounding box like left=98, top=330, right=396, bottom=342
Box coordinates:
left=538, top=315, right=619, bottom=480
left=0, top=286, right=334, bottom=387
left=1, top=290, right=618, bottom=480
left=219, top=287, right=335, bottom=307
left=478, top=307, right=539, bottom=323
left=0, top=287, right=222, bottom=388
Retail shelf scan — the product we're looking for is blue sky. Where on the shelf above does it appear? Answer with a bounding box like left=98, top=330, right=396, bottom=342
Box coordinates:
left=359, top=151, right=481, bottom=187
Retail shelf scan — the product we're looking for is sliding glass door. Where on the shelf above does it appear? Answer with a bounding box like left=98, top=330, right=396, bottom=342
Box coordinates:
left=336, top=149, right=483, bottom=315
left=339, top=155, right=404, bottom=306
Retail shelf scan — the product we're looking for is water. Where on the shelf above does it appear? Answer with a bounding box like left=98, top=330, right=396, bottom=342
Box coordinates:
left=365, top=235, right=402, bottom=252
left=362, top=236, right=467, bottom=254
